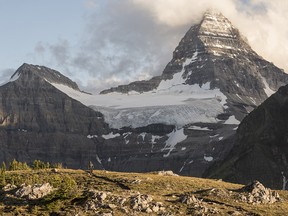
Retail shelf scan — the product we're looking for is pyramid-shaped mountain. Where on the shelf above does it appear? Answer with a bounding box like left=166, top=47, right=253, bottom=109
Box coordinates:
left=0, top=63, right=110, bottom=168
left=101, top=11, right=288, bottom=120
left=1, top=11, right=288, bottom=180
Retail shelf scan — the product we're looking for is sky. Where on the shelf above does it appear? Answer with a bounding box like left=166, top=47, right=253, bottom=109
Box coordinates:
left=1, top=0, right=288, bottom=93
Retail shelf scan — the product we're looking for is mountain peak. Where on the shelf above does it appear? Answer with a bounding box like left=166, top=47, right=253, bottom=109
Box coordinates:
left=200, top=10, right=236, bottom=37
left=195, top=11, right=253, bottom=57
left=100, top=10, right=288, bottom=120
left=10, top=63, right=80, bottom=91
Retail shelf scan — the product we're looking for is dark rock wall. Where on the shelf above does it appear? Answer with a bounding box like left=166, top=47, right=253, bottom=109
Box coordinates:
left=205, top=85, right=288, bottom=189
left=0, top=71, right=109, bottom=169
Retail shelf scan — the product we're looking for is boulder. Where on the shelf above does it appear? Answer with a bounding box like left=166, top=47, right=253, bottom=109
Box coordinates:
left=239, top=181, right=280, bottom=204
left=15, top=183, right=54, bottom=200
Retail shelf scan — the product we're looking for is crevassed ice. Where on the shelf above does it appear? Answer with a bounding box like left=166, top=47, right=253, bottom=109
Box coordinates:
left=46, top=56, right=230, bottom=129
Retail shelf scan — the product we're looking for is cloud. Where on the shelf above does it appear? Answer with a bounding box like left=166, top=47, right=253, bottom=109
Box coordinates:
left=84, top=0, right=99, bottom=9
left=66, top=0, right=189, bottom=91
left=0, top=68, right=15, bottom=86
left=131, top=0, right=288, bottom=71
left=132, top=0, right=238, bottom=27
left=32, top=0, right=288, bottom=93
left=49, top=39, right=71, bottom=66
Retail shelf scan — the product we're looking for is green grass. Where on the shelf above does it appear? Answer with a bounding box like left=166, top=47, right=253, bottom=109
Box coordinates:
left=0, top=169, right=286, bottom=215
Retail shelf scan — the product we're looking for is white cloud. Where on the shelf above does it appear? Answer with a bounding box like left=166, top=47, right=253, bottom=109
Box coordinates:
left=84, top=0, right=99, bottom=9
left=30, top=0, right=288, bottom=93
left=131, top=0, right=288, bottom=71
left=132, top=0, right=238, bottom=27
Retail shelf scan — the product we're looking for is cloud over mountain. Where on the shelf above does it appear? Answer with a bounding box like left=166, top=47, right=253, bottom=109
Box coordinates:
left=32, top=0, right=288, bottom=92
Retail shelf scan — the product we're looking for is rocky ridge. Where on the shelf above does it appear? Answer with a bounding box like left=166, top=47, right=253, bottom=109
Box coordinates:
left=11, top=63, right=80, bottom=91
left=206, top=83, right=288, bottom=189
left=0, top=63, right=110, bottom=168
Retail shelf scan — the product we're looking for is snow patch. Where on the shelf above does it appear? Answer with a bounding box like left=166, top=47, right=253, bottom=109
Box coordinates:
left=236, top=94, right=242, bottom=100
left=209, top=134, right=219, bottom=138
left=151, top=135, right=162, bottom=144
left=249, top=97, right=256, bottom=105
left=234, top=81, right=240, bottom=87
left=123, top=132, right=132, bottom=138
left=261, top=76, right=275, bottom=97
left=139, top=132, right=146, bottom=140
left=204, top=155, right=214, bottom=162
left=218, top=137, right=223, bottom=141
left=102, top=132, right=120, bottom=139
left=96, top=154, right=102, bottom=165
left=87, top=135, right=98, bottom=139
left=179, top=164, right=185, bottom=173
left=224, top=115, right=240, bottom=125
left=123, top=132, right=131, bottom=144
left=188, top=126, right=212, bottom=131
left=162, top=128, right=187, bottom=157
left=179, top=159, right=194, bottom=172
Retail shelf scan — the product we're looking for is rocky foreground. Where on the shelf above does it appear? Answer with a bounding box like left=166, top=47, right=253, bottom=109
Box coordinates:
left=0, top=169, right=287, bottom=215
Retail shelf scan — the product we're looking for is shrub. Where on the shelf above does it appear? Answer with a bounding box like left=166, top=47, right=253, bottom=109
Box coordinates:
left=32, top=160, right=50, bottom=170
left=9, top=159, right=31, bottom=171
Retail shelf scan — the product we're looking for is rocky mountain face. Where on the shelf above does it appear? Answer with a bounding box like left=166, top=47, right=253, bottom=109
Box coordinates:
left=91, top=11, right=288, bottom=180
left=205, top=84, right=288, bottom=189
left=1, top=11, right=288, bottom=188
left=0, top=63, right=110, bottom=169
left=101, top=11, right=288, bottom=120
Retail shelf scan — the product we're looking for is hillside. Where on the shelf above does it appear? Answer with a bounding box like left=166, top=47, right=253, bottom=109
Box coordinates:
left=205, top=84, right=288, bottom=189
left=0, top=168, right=287, bottom=215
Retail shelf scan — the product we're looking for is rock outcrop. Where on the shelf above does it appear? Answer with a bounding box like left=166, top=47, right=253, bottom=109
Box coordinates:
left=15, top=183, right=54, bottom=200
left=0, top=169, right=285, bottom=215
left=237, top=181, right=280, bottom=204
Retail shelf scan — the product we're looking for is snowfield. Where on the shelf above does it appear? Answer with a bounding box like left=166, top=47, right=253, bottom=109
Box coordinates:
left=44, top=52, right=235, bottom=129
left=48, top=81, right=227, bottom=129
left=92, top=100, right=223, bottom=128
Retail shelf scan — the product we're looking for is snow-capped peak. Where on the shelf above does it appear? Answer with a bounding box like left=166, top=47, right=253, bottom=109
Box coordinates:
left=200, top=11, right=236, bottom=38
left=197, top=10, right=252, bottom=57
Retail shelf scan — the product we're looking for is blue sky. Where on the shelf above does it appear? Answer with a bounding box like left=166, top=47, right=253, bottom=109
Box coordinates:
left=1, top=0, right=87, bottom=75
left=1, top=1, right=81, bottom=62
left=1, top=0, right=288, bottom=92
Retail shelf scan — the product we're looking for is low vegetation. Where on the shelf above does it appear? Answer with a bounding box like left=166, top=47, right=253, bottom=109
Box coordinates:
left=0, top=161, right=287, bottom=215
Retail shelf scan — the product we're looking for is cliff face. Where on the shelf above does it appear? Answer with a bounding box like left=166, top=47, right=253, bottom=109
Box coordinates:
left=0, top=63, right=110, bottom=169
left=205, top=84, right=288, bottom=189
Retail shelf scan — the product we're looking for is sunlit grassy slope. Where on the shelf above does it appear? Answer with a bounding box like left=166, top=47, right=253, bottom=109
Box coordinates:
left=0, top=169, right=287, bottom=215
